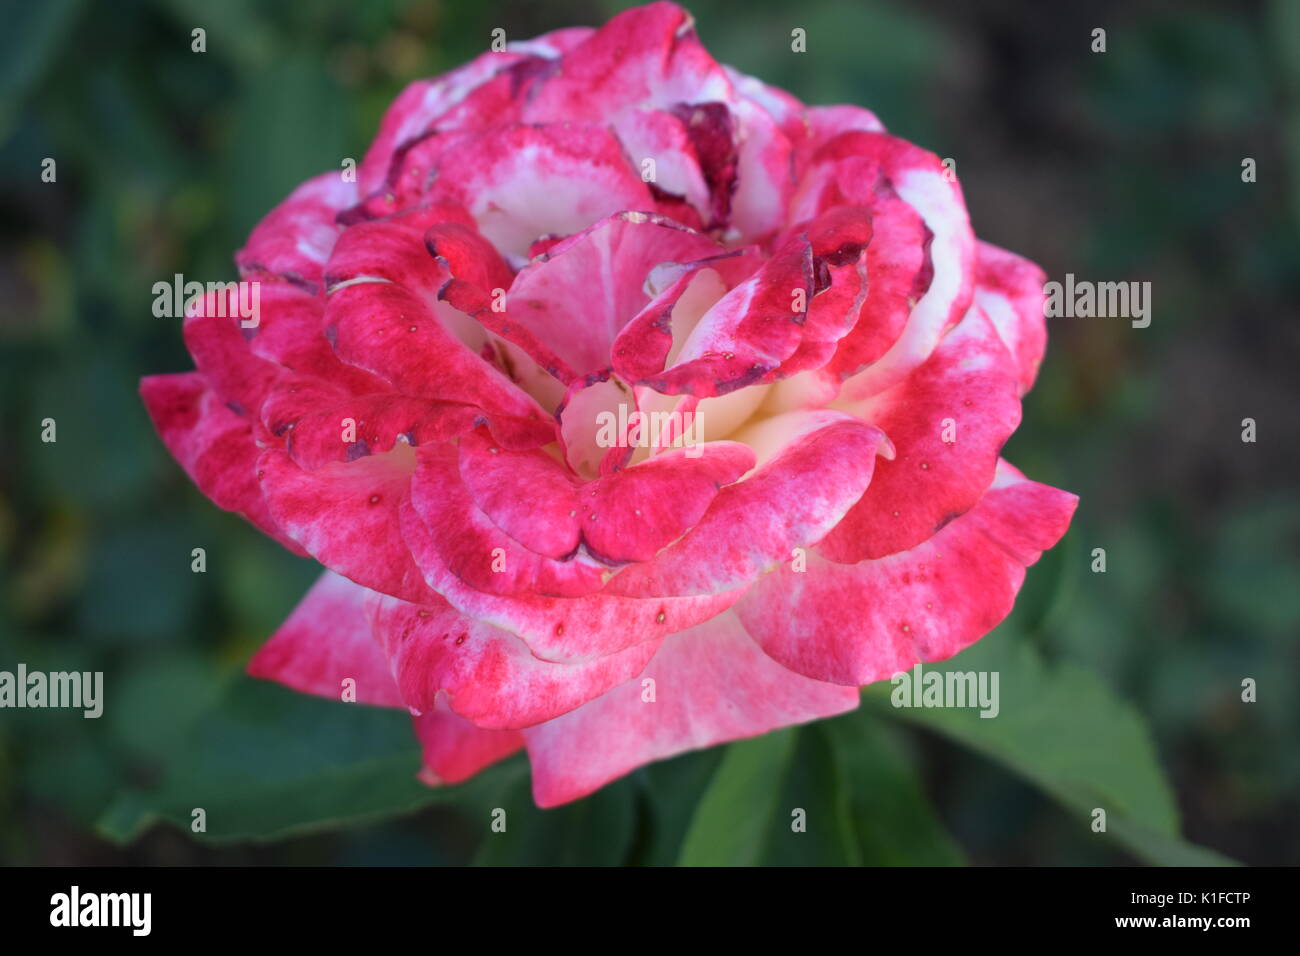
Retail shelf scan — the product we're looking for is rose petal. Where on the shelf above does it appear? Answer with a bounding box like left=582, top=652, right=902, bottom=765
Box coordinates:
left=257, top=445, right=437, bottom=604
left=324, top=278, right=554, bottom=449
left=606, top=413, right=887, bottom=597
left=639, top=207, right=873, bottom=396
left=399, top=490, right=744, bottom=663
left=462, top=420, right=753, bottom=553
left=141, top=372, right=303, bottom=554
left=728, top=93, right=796, bottom=242
left=502, top=211, right=724, bottom=375
left=523, top=610, right=859, bottom=807
left=236, top=172, right=357, bottom=291
left=408, top=444, right=610, bottom=598
left=358, top=50, right=545, bottom=195
left=819, top=131, right=977, bottom=398
left=247, top=571, right=403, bottom=708
left=369, top=591, right=660, bottom=729
left=425, top=124, right=655, bottom=263
left=737, top=460, right=1077, bottom=685
left=609, top=252, right=759, bottom=386
left=181, top=287, right=281, bottom=414
left=974, top=240, right=1049, bottom=395
left=820, top=304, right=1021, bottom=562
left=521, top=2, right=734, bottom=126
left=612, top=108, right=713, bottom=224
left=413, top=704, right=523, bottom=786
left=245, top=282, right=386, bottom=394
left=268, top=387, right=483, bottom=471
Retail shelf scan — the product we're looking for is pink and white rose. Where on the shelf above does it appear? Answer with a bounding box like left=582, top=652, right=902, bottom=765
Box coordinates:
left=142, top=2, right=1075, bottom=807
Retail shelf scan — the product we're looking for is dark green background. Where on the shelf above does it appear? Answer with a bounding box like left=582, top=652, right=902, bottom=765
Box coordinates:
left=1, top=0, right=1296, bottom=865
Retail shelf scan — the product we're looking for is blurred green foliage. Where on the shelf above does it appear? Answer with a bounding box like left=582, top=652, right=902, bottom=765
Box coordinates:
left=1, top=0, right=1296, bottom=865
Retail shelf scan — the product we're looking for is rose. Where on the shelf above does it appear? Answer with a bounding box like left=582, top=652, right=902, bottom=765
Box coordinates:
left=141, top=2, right=1075, bottom=807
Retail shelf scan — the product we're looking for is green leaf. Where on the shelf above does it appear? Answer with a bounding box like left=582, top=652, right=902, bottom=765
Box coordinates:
left=1105, top=817, right=1240, bottom=867
left=472, top=773, right=637, bottom=866
left=635, top=748, right=725, bottom=866
left=870, top=634, right=1237, bottom=865
left=760, top=724, right=861, bottom=865
left=96, top=675, right=487, bottom=844
left=677, top=728, right=796, bottom=866
left=820, top=709, right=965, bottom=865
